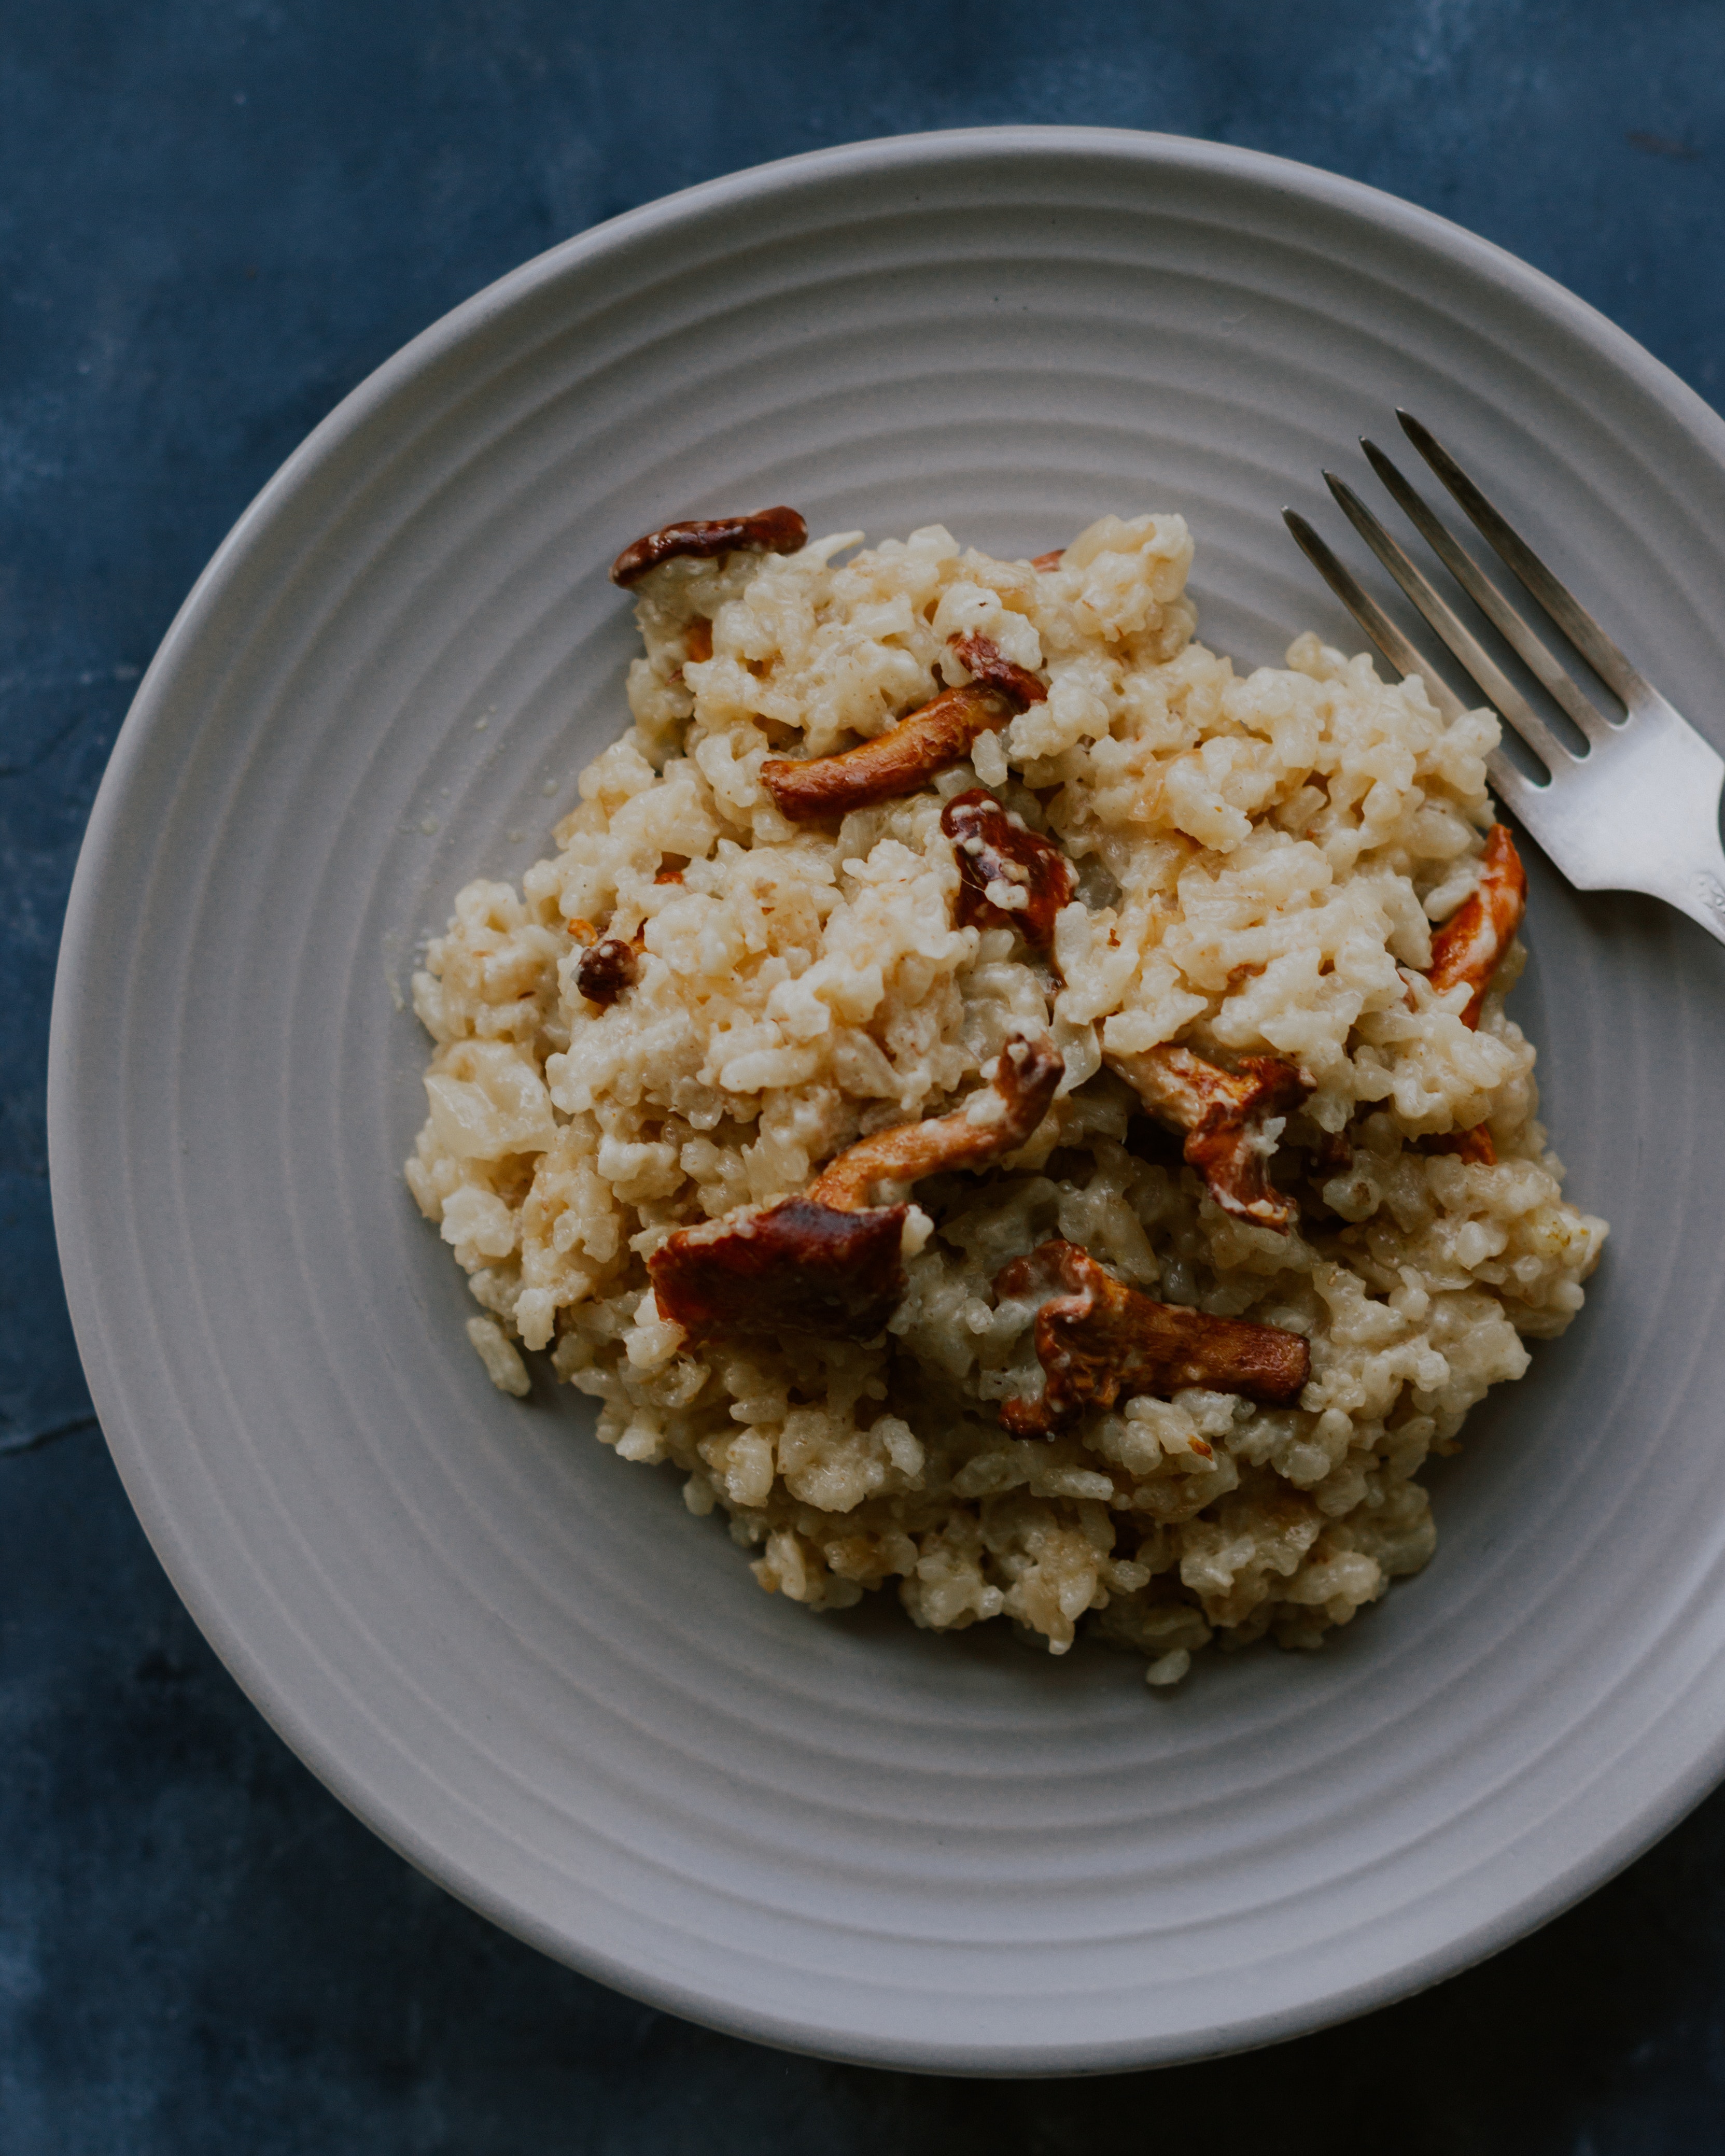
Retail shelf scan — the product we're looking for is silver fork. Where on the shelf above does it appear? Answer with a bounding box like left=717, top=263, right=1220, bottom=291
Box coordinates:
left=1283, top=411, right=1725, bottom=948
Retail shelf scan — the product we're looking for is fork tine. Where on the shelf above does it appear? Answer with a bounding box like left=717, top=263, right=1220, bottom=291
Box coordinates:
left=1324, top=471, right=1579, bottom=776
left=1359, top=439, right=1616, bottom=747
left=1281, top=509, right=1467, bottom=721
left=1396, top=411, right=1651, bottom=708
left=1282, top=508, right=1544, bottom=823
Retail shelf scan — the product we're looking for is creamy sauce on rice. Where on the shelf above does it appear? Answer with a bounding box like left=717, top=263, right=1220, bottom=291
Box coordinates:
left=406, top=512, right=1606, bottom=1685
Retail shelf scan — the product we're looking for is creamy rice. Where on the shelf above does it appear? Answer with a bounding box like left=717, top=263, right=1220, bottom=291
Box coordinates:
left=406, top=511, right=1606, bottom=1684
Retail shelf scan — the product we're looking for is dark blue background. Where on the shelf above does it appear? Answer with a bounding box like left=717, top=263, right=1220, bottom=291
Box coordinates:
left=6, top=4, right=1724, bottom=2146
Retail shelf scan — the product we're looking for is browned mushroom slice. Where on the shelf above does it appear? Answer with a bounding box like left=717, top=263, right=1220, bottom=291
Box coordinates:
left=609, top=507, right=808, bottom=589
left=762, top=683, right=1016, bottom=822
left=1106, top=1043, right=1313, bottom=1231
left=940, top=788, right=1075, bottom=949
left=648, top=1196, right=908, bottom=1341
left=807, top=1035, right=1063, bottom=1208
left=947, top=631, right=1048, bottom=709
left=1427, top=823, right=1527, bottom=1028
left=649, top=1038, right=1063, bottom=1341
left=575, top=937, right=638, bottom=1007
left=994, top=1239, right=1310, bottom=1437
left=761, top=633, right=1047, bottom=823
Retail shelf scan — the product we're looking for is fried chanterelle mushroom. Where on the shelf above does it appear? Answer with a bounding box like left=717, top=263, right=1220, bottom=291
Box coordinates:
left=649, top=1037, right=1063, bottom=1341
left=610, top=506, right=808, bottom=588
left=1428, top=822, right=1527, bottom=1028
left=572, top=936, right=637, bottom=1007
left=1106, top=1042, right=1313, bottom=1230
left=995, top=1241, right=1311, bottom=1438
left=941, top=787, right=1075, bottom=952
left=1401, top=823, right=1529, bottom=1168
left=762, top=632, right=1047, bottom=821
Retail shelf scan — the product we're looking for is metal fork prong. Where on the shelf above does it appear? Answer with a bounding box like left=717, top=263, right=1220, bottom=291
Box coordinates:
left=1283, top=508, right=1543, bottom=821
left=1396, top=410, right=1652, bottom=709
left=1324, top=470, right=1578, bottom=777
left=1359, top=439, right=1616, bottom=748
left=1281, top=509, right=1467, bottom=721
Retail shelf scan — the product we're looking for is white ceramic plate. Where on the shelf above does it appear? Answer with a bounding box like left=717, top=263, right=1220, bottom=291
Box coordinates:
left=49, top=128, right=1725, bottom=2073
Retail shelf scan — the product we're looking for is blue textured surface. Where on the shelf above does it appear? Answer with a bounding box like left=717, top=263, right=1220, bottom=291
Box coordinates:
left=6, top=3, right=1725, bottom=2144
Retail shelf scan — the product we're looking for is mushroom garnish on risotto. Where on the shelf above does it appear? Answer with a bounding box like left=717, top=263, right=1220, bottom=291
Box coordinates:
left=609, top=506, right=809, bottom=588
left=1427, top=821, right=1528, bottom=1028
left=1104, top=1042, right=1314, bottom=1231
left=407, top=506, right=1606, bottom=1683
left=942, top=786, right=1076, bottom=951
left=647, top=1035, right=1062, bottom=1341
left=994, top=1240, right=1311, bottom=1438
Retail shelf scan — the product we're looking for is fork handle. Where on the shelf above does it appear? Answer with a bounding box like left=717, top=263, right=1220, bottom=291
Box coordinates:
left=1628, top=701, right=1725, bottom=947
left=1670, top=858, right=1725, bottom=947
left=1541, top=696, right=1725, bottom=948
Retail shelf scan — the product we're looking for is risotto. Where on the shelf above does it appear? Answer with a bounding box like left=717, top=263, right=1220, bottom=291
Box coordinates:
left=405, top=506, right=1606, bottom=1685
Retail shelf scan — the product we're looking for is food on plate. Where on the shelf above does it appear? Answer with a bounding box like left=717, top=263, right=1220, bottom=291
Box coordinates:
left=941, top=785, right=1075, bottom=950
left=406, top=504, right=1605, bottom=1685
left=609, top=506, right=809, bottom=588
left=1105, top=1042, right=1314, bottom=1230
left=1426, top=821, right=1528, bottom=1028
left=993, top=1240, right=1311, bottom=1438
left=648, top=1036, right=1061, bottom=1343
left=760, top=631, right=1045, bottom=821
